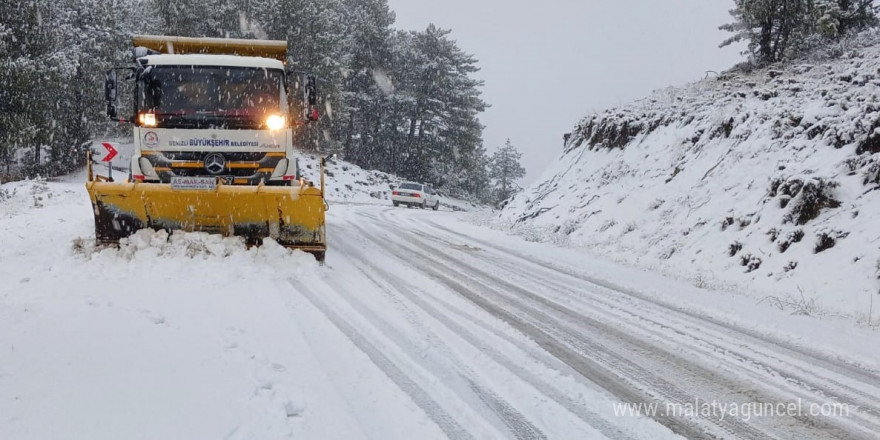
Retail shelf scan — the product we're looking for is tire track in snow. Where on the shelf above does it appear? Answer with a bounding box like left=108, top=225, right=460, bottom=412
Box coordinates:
left=346, top=207, right=879, bottom=440
left=341, top=218, right=727, bottom=439
left=395, top=221, right=880, bottom=439
left=307, top=252, right=548, bottom=440
left=292, top=280, right=476, bottom=440
left=491, top=252, right=880, bottom=419
left=330, top=230, right=637, bottom=440
left=414, top=217, right=880, bottom=420
left=423, top=216, right=880, bottom=383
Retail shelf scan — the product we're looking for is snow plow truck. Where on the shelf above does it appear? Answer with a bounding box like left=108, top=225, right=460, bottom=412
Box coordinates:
left=88, top=35, right=327, bottom=261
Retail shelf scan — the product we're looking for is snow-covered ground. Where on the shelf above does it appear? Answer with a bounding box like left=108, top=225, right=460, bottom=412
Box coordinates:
left=2, top=169, right=880, bottom=439
left=499, top=32, right=880, bottom=322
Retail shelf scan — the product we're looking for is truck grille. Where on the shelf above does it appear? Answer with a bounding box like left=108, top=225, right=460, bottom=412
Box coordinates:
left=144, top=151, right=284, bottom=184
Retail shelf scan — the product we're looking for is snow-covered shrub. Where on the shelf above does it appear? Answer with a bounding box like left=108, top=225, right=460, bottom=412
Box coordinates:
left=721, top=216, right=736, bottom=231
left=729, top=241, right=743, bottom=256
left=784, top=178, right=840, bottom=225
left=598, top=219, right=617, bottom=232
left=843, top=157, right=862, bottom=175
left=778, top=229, right=805, bottom=253
left=814, top=233, right=836, bottom=253
left=560, top=219, right=581, bottom=235
left=30, top=178, right=50, bottom=208
left=692, top=272, right=710, bottom=289
left=659, top=246, right=677, bottom=260
left=862, top=156, right=880, bottom=185
left=769, top=177, right=841, bottom=225
left=740, top=253, right=762, bottom=273
left=856, top=121, right=880, bottom=154
left=814, top=230, right=849, bottom=253
left=760, top=291, right=822, bottom=316
left=0, top=186, right=14, bottom=202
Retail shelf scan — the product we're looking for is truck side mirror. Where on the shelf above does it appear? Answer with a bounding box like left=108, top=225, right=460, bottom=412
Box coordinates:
left=105, top=69, right=118, bottom=118
left=306, top=75, right=317, bottom=106
left=305, top=75, right=319, bottom=122
left=320, top=153, right=337, bottom=166
left=105, top=69, right=117, bottom=102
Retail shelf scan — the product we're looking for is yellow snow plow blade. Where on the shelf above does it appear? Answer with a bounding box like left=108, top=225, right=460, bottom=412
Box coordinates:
left=86, top=181, right=326, bottom=261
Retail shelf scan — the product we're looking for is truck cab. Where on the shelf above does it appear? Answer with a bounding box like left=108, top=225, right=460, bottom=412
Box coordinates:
left=106, top=35, right=318, bottom=187
left=131, top=54, right=297, bottom=185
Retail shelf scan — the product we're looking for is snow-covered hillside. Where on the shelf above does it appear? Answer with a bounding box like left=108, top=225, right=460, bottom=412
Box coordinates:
left=498, top=32, right=880, bottom=321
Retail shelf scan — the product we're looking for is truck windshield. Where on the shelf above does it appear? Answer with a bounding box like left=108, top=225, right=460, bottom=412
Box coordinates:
left=139, top=66, right=287, bottom=129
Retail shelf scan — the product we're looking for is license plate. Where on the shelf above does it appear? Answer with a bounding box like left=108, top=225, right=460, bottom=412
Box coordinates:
left=171, top=176, right=217, bottom=190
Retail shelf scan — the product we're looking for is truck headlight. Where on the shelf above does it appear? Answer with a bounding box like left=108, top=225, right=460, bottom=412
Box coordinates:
left=265, top=114, right=286, bottom=130
left=138, top=112, right=157, bottom=127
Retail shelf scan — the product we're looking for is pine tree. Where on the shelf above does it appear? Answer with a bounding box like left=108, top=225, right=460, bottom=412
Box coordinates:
left=48, top=0, right=123, bottom=173
left=0, top=0, right=54, bottom=176
left=389, top=25, right=487, bottom=194
left=721, top=0, right=879, bottom=65
left=814, top=0, right=877, bottom=38
left=333, top=0, right=395, bottom=170
left=720, top=0, right=812, bottom=64
left=488, top=139, right=525, bottom=206
left=459, top=143, right=492, bottom=202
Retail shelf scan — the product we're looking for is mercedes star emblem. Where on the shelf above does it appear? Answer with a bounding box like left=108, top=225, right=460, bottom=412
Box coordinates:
left=204, top=153, right=226, bottom=175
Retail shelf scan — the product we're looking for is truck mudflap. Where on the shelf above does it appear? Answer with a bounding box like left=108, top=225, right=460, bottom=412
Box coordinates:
left=86, top=180, right=326, bottom=261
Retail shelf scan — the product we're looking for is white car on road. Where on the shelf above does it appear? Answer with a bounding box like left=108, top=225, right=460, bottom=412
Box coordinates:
left=392, top=182, right=439, bottom=210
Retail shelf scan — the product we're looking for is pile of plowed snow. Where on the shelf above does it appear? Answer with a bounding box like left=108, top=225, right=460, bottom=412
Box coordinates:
left=73, top=229, right=319, bottom=272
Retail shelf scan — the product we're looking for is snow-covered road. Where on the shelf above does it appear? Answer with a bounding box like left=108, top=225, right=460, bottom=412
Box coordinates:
left=328, top=205, right=880, bottom=440
left=1, top=177, right=879, bottom=439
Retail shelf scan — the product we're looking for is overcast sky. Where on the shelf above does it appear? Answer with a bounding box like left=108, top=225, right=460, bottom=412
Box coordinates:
left=385, top=0, right=746, bottom=184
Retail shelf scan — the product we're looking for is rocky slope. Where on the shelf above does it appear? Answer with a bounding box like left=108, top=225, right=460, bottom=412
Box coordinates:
left=498, top=32, right=880, bottom=321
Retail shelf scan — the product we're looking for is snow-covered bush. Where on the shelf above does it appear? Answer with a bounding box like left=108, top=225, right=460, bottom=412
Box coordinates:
left=776, top=177, right=841, bottom=225
left=778, top=230, right=806, bottom=253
